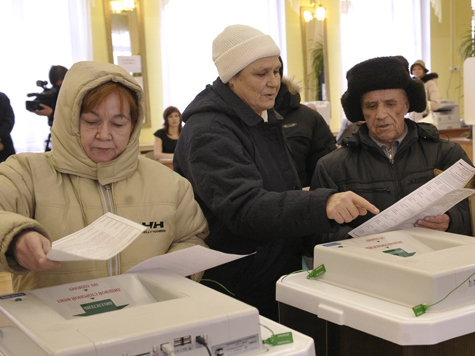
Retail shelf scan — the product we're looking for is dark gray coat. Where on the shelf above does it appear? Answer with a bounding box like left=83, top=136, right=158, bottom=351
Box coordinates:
left=311, top=119, right=472, bottom=238
left=275, top=79, right=336, bottom=187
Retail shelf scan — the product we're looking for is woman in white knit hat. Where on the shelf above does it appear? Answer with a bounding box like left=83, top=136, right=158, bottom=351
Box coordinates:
left=174, top=24, right=378, bottom=321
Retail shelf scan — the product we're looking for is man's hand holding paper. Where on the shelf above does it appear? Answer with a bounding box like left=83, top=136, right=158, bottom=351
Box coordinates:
left=414, top=214, right=450, bottom=232
left=349, top=159, right=475, bottom=238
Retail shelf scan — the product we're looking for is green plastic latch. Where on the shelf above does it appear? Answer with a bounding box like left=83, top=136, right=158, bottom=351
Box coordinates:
left=307, top=264, right=326, bottom=279
left=412, top=304, right=428, bottom=317
left=263, top=332, right=294, bottom=346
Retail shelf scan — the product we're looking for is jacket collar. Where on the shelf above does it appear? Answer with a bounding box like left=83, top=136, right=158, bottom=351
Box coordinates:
left=342, top=119, right=439, bottom=150
left=212, top=78, right=280, bottom=126
left=420, top=72, right=439, bottom=83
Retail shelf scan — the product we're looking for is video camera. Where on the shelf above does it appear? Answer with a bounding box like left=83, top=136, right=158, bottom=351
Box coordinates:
left=25, top=80, right=59, bottom=113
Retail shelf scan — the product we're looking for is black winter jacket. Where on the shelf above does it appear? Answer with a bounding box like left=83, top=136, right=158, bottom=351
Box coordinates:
left=275, top=79, right=336, bottom=187
left=174, top=78, right=338, bottom=321
left=311, top=119, right=472, bottom=238
left=0, top=93, right=15, bottom=163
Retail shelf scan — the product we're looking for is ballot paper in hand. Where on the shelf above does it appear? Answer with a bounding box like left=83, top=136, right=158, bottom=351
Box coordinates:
left=46, top=213, right=253, bottom=277
left=349, top=159, right=475, bottom=238
left=46, top=213, right=146, bottom=261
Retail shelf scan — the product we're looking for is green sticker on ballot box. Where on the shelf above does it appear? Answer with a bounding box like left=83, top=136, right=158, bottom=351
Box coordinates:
left=383, top=248, right=416, bottom=257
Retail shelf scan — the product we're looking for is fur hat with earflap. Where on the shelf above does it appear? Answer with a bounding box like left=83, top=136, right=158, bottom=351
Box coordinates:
left=341, top=56, right=427, bottom=123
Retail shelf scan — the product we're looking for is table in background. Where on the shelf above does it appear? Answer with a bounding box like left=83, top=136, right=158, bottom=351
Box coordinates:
left=439, top=127, right=472, bottom=162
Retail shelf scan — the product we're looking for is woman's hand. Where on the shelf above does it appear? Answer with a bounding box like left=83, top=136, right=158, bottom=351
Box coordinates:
left=10, top=231, right=62, bottom=271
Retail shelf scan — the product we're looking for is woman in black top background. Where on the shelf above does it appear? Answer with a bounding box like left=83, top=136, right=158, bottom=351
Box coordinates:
left=153, top=106, right=182, bottom=167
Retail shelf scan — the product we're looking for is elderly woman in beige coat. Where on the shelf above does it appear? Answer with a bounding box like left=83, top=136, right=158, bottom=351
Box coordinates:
left=0, top=61, right=208, bottom=292
left=409, top=59, right=440, bottom=123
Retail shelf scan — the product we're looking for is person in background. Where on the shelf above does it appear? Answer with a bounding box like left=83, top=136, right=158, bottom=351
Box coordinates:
left=31, top=65, right=68, bottom=151
left=274, top=58, right=337, bottom=188
left=0, top=61, right=208, bottom=293
left=174, top=24, right=379, bottom=321
left=409, top=59, right=440, bottom=122
left=334, top=117, right=365, bottom=146
left=153, top=106, right=182, bottom=168
left=33, top=65, right=68, bottom=127
left=0, top=92, right=15, bottom=163
left=311, top=56, right=472, bottom=242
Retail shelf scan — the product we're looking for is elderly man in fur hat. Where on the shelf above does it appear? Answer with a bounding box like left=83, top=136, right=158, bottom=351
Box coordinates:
left=310, top=56, right=473, bottom=240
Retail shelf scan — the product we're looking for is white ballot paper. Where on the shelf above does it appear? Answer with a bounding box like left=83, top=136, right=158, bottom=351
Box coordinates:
left=46, top=213, right=252, bottom=276
left=125, top=245, right=253, bottom=276
left=46, top=213, right=146, bottom=261
left=349, top=159, right=475, bottom=238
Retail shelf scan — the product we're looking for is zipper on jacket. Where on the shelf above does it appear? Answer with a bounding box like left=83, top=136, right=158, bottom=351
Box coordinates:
left=353, top=187, right=391, bottom=194
left=98, top=183, right=119, bottom=277
left=388, top=157, right=403, bottom=200
left=388, top=148, right=394, bottom=165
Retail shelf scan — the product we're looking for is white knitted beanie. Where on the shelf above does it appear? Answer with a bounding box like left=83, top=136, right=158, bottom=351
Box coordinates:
left=212, top=24, right=281, bottom=84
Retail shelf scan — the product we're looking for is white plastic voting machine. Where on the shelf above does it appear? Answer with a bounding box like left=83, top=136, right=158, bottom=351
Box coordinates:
left=277, top=228, right=475, bottom=347
left=0, top=269, right=314, bottom=356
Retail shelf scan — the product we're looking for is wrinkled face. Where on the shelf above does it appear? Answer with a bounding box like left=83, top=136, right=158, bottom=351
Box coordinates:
left=167, top=111, right=181, bottom=127
left=80, top=92, right=133, bottom=163
left=228, top=56, right=281, bottom=115
left=361, top=89, right=409, bottom=148
left=411, top=65, right=425, bottom=79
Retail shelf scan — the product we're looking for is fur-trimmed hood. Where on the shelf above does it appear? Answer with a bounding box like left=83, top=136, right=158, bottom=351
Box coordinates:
left=274, top=76, right=302, bottom=115
left=420, top=72, right=439, bottom=83
left=282, top=76, right=301, bottom=95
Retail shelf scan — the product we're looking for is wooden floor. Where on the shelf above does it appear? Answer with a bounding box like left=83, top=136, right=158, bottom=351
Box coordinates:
left=0, top=272, right=13, bottom=295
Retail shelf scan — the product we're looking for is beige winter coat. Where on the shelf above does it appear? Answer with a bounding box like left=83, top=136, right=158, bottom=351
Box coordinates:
left=0, top=61, right=208, bottom=292
left=409, top=76, right=440, bottom=123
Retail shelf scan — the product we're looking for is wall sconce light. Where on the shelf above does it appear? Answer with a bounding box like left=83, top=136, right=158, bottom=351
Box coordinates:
left=315, top=5, right=327, bottom=21
left=110, top=0, right=135, bottom=14
left=304, top=10, right=314, bottom=22
left=304, top=2, right=327, bottom=22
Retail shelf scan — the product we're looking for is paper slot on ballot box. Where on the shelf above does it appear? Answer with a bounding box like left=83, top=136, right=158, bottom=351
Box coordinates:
left=349, top=159, right=475, bottom=238
left=343, top=231, right=434, bottom=257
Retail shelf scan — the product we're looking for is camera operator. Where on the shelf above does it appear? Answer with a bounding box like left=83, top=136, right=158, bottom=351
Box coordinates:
left=27, top=65, right=68, bottom=151
left=0, top=92, right=15, bottom=163
left=32, top=65, right=68, bottom=127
